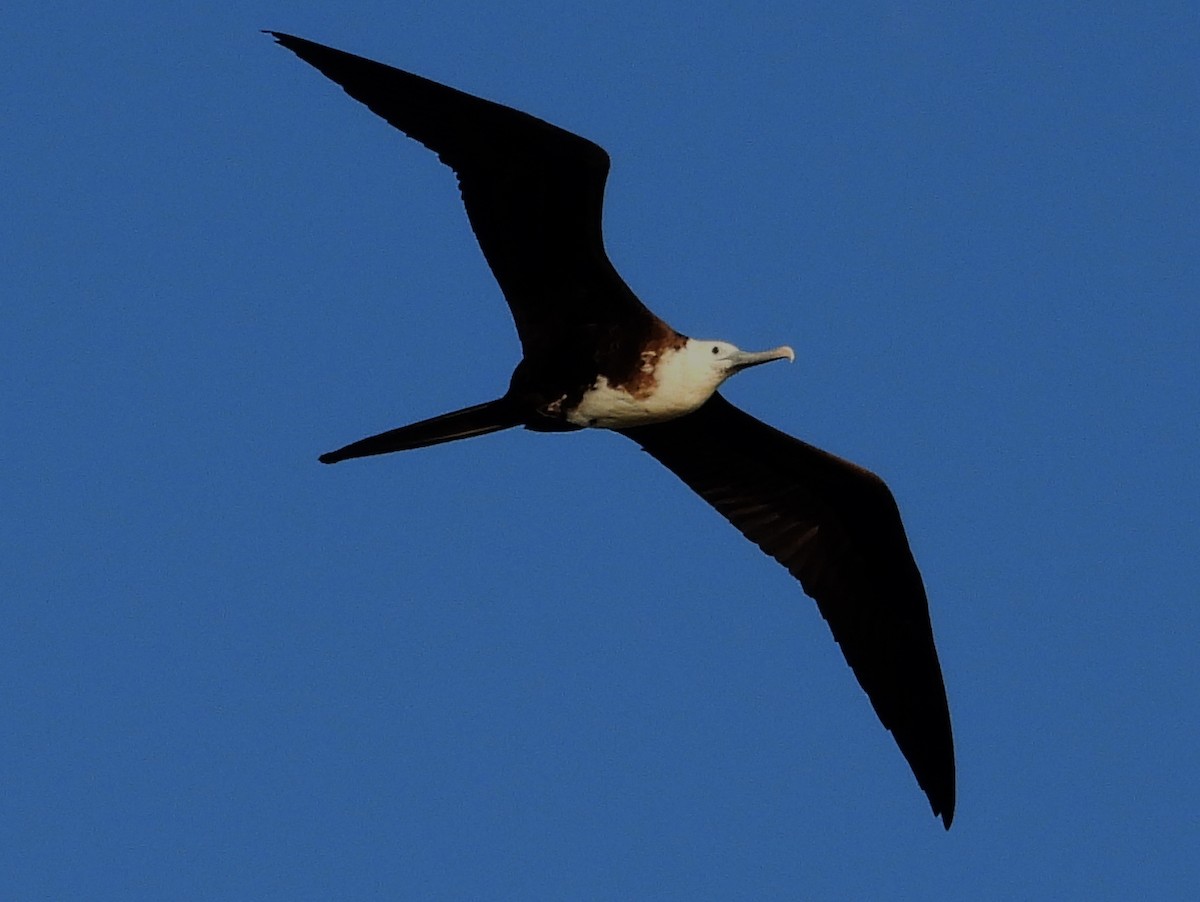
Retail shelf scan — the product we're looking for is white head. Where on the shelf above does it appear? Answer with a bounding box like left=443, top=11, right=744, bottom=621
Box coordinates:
left=680, top=338, right=796, bottom=393
left=635, top=338, right=795, bottom=423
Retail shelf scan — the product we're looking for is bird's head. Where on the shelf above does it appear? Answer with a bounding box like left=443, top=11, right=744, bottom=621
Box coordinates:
left=683, top=338, right=796, bottom=392
left=633, top=338, right=795, bottom=423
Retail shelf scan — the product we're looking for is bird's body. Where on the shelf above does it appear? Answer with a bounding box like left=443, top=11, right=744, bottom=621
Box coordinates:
left=269, top=31, right=956, bottom=827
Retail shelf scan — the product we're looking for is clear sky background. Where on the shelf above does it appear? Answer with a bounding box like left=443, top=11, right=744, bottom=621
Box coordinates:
left=4, top=2, right=1198, bottom=899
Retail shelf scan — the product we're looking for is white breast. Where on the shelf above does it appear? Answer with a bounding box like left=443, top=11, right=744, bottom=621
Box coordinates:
left=566, top=344, right=723, bottom=428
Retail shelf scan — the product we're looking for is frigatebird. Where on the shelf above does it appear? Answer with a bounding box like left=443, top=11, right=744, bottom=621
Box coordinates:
left=268, top=31, right=955, bottom=828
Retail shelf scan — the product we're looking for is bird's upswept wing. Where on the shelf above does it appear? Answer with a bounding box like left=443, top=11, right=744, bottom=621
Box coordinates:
left=619, top=393, right=956, bottom=827
left=268, top=32, right=660, bottom=358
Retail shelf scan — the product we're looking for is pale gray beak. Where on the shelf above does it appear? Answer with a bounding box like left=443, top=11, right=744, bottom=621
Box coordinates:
left=728, top=345, right=795, bottom=373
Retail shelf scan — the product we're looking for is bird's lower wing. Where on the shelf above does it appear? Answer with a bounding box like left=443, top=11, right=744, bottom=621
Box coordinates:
left=618, top=393, right=955, bottom=827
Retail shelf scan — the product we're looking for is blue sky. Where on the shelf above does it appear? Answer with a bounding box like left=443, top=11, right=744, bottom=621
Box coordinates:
left=4, top=2, right=1198, bottom=898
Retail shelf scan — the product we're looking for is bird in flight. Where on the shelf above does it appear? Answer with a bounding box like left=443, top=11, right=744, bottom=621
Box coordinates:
left=268, top=31, right=955, bottom=828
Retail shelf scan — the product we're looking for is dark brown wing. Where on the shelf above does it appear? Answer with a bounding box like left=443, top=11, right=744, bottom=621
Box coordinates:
left=268, top=32, right=660, bottom=358
left=619, top=393, right=955, bottom=827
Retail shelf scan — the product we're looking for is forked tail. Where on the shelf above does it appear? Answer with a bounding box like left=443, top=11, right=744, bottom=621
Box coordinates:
left=319, top=398, right=522, bottom=464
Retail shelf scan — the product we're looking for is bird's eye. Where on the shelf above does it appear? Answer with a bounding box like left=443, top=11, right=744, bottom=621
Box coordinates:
left=711, top=346, right=720, bottom=355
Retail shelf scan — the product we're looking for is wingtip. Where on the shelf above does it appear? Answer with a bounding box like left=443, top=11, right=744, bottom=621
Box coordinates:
left=933, top=789, right=955, bottom=830
left=318, top=451, right=338, bottom=465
